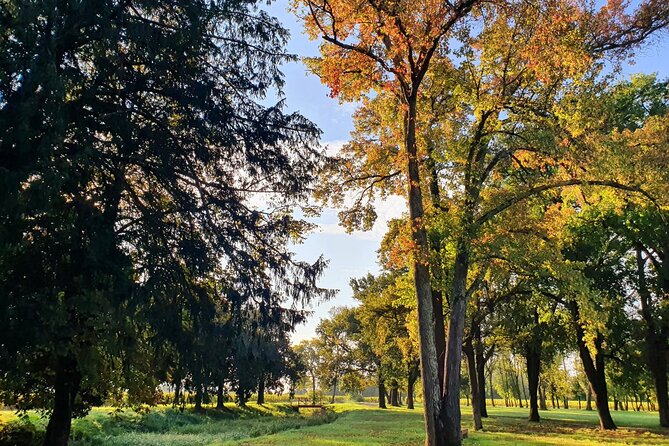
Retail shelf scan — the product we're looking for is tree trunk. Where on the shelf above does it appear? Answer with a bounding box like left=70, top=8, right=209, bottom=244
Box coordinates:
left=43, top=362, right=80, bottom=446
left=570, top=301, right=616, bottom=429
left=216, top=383, right=225, bottom=410
left=489, top=369, right=496, bottom=408
left=636, top=247, right=669, bottom=427
left=195, top=384, right=204, bottom=412
left=331, top=376, right=337, bottom=404
left=257, top=374, right=265, bottom=405
left=539, top=384, right=548, bottom=411
left=173, top=379, right=182, bottom=408
left=464, top=338, right=483, bottom=430
left=404, top=94, right=444, bottom=446
left=379, top=373, right=387, bottom=409
left=407, top=362, right=419, bottom=410
left=526, top=345, right=541, bottom=422
left=390, top=380, right=400, bottom=406
left=474, top=330, right=488, bottom=418
left=441, top=240, right=471, bottom=445
left=586, top=384, right=593, bottom=411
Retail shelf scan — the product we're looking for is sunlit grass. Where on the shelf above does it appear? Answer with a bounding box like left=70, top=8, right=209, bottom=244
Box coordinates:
left=2, top=402, right=668, bottom=445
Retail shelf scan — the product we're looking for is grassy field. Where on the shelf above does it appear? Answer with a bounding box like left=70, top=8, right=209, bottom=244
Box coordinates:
left=2, top=403, right=668, bottom=445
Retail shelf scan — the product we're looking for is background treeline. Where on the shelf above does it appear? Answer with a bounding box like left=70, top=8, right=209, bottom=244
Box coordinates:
left=0, top=1, right=332, bottom=446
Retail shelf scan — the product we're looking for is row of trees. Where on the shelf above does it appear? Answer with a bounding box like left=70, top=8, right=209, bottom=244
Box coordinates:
left=0, top=2, right=331, bottom=445
left=295, top=0, right=669, bottom=444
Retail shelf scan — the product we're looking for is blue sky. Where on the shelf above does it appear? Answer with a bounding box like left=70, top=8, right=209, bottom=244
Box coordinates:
left=264, top=2, right=669, bottom=343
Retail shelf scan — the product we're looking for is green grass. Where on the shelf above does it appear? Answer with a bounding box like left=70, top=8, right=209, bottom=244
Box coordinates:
left=2, top=403, right=668, bottom=445
left=214, top=403, right=669, bottom=446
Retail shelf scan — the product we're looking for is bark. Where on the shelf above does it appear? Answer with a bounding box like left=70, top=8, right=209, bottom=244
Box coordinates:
left=427, top=155, right=447, bottom=394
left=474, top=329, right=488, bottom=418
left=464, top=338, right=483, bottom=430
left=489, top=369, right=496, bottom=408
left=407, top=362, right=419, bottom=410
left=216, top=383, right=225, bottom=410
left=173, top=379, right=182, bottom=408
left=379, top=373, right=387, bottom=409
left=526, top=345, right=541, bottom=422
left=441, top=241, right=471, bottom=445
left=570, top=301, right=616, bottom=429
left=404, top=95, right=443, bottom=446
left=257, top=374, right=265, bottom=405
left=194, top=384, right=203, bottom=412
left=43, top=360, right=80, bottom=446
left=586, top=384, right=593, bottom=411
left=539, top=384, right=548, bottom=411
left=389, top=378, right=400, bottom=407
left=636, top=247, right=669, bottom=427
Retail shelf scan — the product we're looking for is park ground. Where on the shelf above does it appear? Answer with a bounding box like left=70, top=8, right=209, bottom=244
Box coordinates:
left=2, top=402, right=669, bottom=445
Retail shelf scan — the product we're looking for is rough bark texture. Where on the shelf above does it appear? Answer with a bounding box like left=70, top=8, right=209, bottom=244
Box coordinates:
left=441, top=242, right=470, bottom=445
left=570, top=301, right=616, bottom=430
left=405, top=96, right=444, bottom=446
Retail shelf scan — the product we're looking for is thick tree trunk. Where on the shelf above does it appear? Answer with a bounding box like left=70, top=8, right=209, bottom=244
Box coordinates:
left=404, top=96, right=444, bottom=446
left=636, top=247, right=669, bottom=427
left=379, top=373, right=387, bottom=409
left=257, top=375, right=265, bottom=405
left=426, top=145, right=447, bottom=396
left=390, top=380, right=400, bottom=407
left=526, top=346, right=541, bottom=422
left=464, top=338, right=483, bottom=430
left=441, top=242, right=470, bottom=445
left=195, top=384, right=204, bottom=412
left=43, top=362, right=80, bottom=446
left=570, top=301, right=616, bottom=430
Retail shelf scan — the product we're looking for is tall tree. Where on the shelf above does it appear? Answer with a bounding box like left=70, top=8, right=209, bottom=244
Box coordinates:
left=0, top=1, right=331, bottom=444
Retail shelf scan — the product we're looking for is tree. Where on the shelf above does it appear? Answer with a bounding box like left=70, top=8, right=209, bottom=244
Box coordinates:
left=296, top=1, right=669, bottom=443
left=0, top=1, right=331, bottom=444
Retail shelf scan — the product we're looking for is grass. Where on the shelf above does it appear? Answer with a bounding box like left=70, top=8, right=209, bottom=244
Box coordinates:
left=214, top=403, right=669, bottom=446
left=1, top=402, right=668, bottom=445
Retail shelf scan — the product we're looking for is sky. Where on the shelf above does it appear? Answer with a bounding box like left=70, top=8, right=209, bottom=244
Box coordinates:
left=262, top=1, right=669, bottom=344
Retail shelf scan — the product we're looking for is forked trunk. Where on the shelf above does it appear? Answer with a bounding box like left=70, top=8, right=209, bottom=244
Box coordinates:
left=570, top=301, right=616, bottom=430
left=404, top=95, right=444, bottom=446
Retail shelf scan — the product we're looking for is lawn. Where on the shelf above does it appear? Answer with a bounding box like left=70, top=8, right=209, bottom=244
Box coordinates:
left=1, top=403, right=668, bottom=445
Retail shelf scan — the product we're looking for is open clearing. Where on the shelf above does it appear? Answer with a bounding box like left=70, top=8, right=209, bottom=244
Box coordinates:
left=2, top=403, right=668, bottom=445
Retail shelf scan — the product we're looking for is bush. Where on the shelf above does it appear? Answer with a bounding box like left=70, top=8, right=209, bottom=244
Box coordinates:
left=0, top=418, right=42, bottom=446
